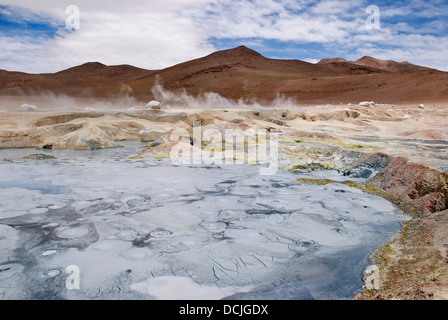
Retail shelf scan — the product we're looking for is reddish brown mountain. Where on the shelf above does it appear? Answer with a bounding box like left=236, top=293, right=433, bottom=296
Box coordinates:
left=354, top=56, right=433, bottom=72
left=317, top=57, right=348, bottom=64
left=0, top=45, right=447, bottom=105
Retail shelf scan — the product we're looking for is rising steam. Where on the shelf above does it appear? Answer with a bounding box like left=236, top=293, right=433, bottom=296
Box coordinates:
left=150, top=77, right=303, bottom=111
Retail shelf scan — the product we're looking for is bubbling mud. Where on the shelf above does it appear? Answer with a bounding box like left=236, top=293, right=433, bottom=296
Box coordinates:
left=0, top=143, right=409, bottom=300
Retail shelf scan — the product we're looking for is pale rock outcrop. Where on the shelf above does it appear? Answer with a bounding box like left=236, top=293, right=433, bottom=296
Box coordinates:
left=359, top=101, right=375, bottom=107
left=21, top=104, right=38, bottom=111
left=23, top=154, right=56, bottom=160
left=41, top=124, right=120, bottom=150
left=346, top=152, right=448, bottom=215
left=139, top=129, right=170, bottom=142
left=146, top=100, right=161, bottom=110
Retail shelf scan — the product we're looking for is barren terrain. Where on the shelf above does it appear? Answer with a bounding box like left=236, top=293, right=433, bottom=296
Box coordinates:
left=1, top=46, right=447, bottom=106
left=1, top=46, right=448, bottom=300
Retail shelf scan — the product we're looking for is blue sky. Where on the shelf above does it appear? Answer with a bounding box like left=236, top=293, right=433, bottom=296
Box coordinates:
left=0, top=0, right=447, bottom=73
left=0, top=7, right=59, bottom=38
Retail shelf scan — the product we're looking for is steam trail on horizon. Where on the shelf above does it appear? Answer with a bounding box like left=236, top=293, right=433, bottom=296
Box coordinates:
left=150, top=77, right=304, bottom=111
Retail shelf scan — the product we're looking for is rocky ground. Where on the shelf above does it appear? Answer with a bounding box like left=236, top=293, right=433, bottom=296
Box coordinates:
left=1, top=102, right=448, bottom=299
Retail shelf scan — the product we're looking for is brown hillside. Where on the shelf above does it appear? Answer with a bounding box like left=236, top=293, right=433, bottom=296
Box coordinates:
left=317, top=57, right=348, bottom=64
left=0, top=46, right=447, bottom=106
left=354, top=56, right=433, bottom=72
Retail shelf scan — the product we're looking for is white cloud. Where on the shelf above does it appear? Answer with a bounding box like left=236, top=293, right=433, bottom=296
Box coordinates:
left=0, top=0, right=447, bottom=72
left=381, top=0, right=448, bottom=19
left=0, top=0, right=217, bottom=73
left=0, top=7, right=12, bottom=15
left=352, top=36, right=448, bottom=71
left=185, top=0, right=448, bottom=70
left=304, top=58, right=319, bottom=64
left=185, top=0, right=362, bottom=43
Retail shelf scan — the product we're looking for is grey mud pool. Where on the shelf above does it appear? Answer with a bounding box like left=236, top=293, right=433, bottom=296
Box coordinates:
left=0, top=142, right=409, bottom=300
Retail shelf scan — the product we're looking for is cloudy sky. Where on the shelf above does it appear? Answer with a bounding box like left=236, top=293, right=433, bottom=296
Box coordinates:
left=1, top=0, right=447, bottom=73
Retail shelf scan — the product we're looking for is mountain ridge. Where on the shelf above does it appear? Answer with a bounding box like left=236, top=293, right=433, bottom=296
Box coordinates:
left=0, top=46, right=447, bottom=105
left=318, top=55, right=433, bottom=72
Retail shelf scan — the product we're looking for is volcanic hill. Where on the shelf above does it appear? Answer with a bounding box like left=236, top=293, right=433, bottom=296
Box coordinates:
left=0, top=45, right=447, bottom=105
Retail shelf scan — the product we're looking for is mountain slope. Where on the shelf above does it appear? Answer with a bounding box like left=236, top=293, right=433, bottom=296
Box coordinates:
left=0, top=46, right=447, bottom=105
left=317, top=58, right=348, bottom=64
left=126, top=46, right=388, bottom=101
left=354, top=56, right=433, bottom=72
left=318, top=55, right=433, bottom=72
